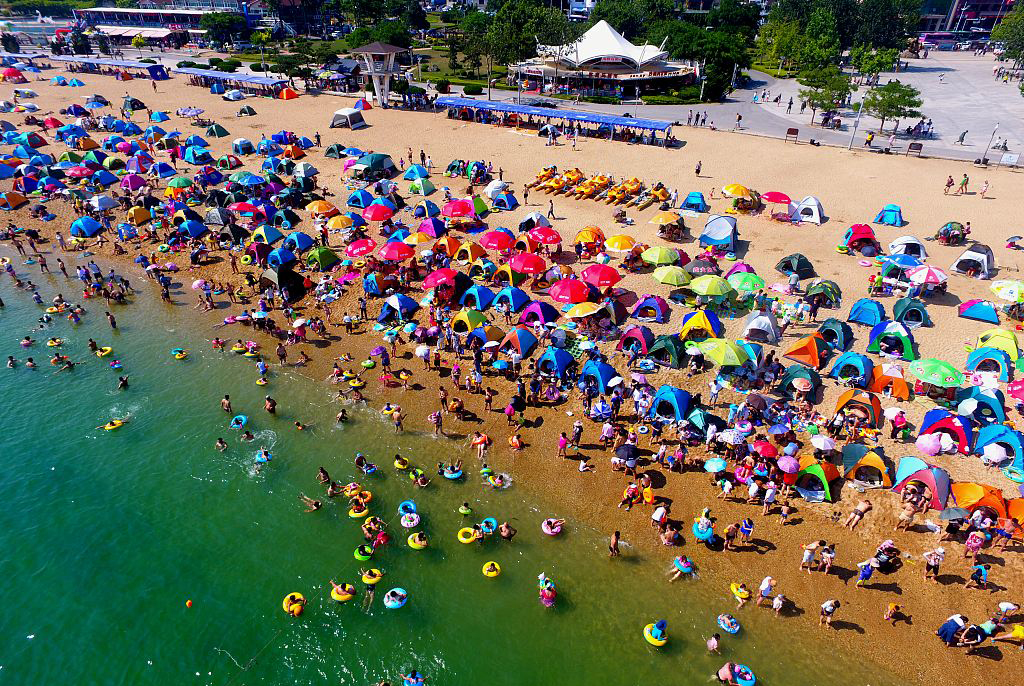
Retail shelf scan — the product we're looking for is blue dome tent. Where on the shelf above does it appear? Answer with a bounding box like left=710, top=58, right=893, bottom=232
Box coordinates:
left=70, top=216, right=103, bottom=237
left=873, top=204, right=905, bottom=226
left=631, top=294, right=671, bottom=323
left=537, top=346, right=575, bottom=379
left=580, top=360, right=619, bottom=394
left=282, top=231, right=315, bottom=253
left=460, top=284, right=495, bottom=310
left=378, top=293, right=419, bottom=322
left=847, top=298, right=886, bottom=326
left=958, top=299, right=999, bottom=325
left=347, top=189, right=373, bottom=209
left=974, top=424, right=1024, bottom=469
left=266, top=247, right=297, bottom=269
left=681, top=191, right=709, bottom=213
left=955, top=386, right=1005, bottom=425
left=493, top=286, right=530, bottom=312
left=966, top=347, right=1013, bottom=382
left=700, top=215, right=738, bottom=252
left=648, top=385, right=692, bottom=421
left=827, top=351, right=874, bottom=387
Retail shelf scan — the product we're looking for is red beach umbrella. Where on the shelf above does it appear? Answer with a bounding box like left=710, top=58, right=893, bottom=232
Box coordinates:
left=549, top=278, right=590, bottom=303
left=761, top=191, right=791, bottom=205
left=378, top=241, right=414, bottom=261
left=345, top=238, right=377, bottom=257
left=480, top=230, right=515, bottom=251
left=362, top=204, right=394, bottom=222
left=581, top=263, right=621, bottom=289
left=442, top=198, right=474, bottom=218
left=423, top=268, right=458, bottom=289
left=528, top=225, right=561, bottom=244
left=510, top=252, right=546, bottom=275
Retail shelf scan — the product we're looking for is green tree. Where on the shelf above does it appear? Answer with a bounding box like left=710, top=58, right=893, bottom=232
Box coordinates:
left=487, top=0, right=574, bottom=67
left=754, top=18, right=802, bottom=69
left=131, top=34, right=146, bottom=53
left=199, top=12, right=246, bottom=44
left=588, top=0, right=674, bottom=41
left=372, top=20, right=412, bottom=48
left=460, top=11, right=493, bottom=78
left=69, top=29, right=91, bottom=55
left=0, top=33, right=20, bottom=54
left=250, top=30, right=271, bottom=73
left=114, top=0, right=140, bottom=7
left=348, top=0, right=385, bottom=23
left=345, top=26, right=374, bottom=50
left=707, top=0, right=761, bottom=40
left=799, top=7, right=840, bottom=68
left=95, top=33, right=110, bottom=56
left=992, top=3, right=1024, bottom=64
left=797, top=65, right=855, bottom=121
left=862, top=80, right=922, bottom=131
left=647, top=20, right=750, bottom=101
left=854, top=0, right=921, bottom=50
left=816, top=0, right=859, bottom=48
left=849, top=44, right=898, bottom=78
left=397, top=0, right=429, bottom=30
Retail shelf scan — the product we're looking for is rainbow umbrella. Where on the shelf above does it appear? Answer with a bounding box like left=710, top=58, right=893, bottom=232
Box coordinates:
left=727, top=272, right=765, bottom=292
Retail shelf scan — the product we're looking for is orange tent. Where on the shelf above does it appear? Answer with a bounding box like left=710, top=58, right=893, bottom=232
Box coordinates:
left=1006, top=498, right=1024, bottom=538
left=282, top=144, right=305, bottom=160
left=76, top=137, right=99, bottom=151
left=575, top=226, right=605, bottom=244
left=834, top=389, right=884, bottom=428
left=0, top=191, right=27, bottom=210
left=783, top=332, right=830, bottom=369
left=514, top=232, right=541, bottom=253
left=951, top=482, right=1007, bottom=519
left=867, top=366, right=911, bottom=400
left=277, top=88, right=298, bottom=100
left=433, top=236, right=461, bottom=257
left=454, top=242, right=487, bottom=262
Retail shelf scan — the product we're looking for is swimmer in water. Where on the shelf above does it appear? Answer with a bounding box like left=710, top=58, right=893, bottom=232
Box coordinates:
left=215, top=438, right=228, bottom=451
left=117, top=376, right=129, bottom=390
left=25, top=358, right=35, bottom=369
left=499, top=522, right=517, bottom=541
left=336, top=409, right=348, bottom=423
left=326, top=481, right=343, bottom=497
left=317, top=467, right=330, bottom=485
left=54, top=359, right=78, bottom=373
left=298, top=493, right=321, bottom=512
left=294, top=421, right=305, bottom=431
left=264, top=395, right=276, bottom=414
left=87, top=338, right=98, bottom=352
left=7, top=355, right=15, bottom=368
left=241, top=430, right=255, bottom=442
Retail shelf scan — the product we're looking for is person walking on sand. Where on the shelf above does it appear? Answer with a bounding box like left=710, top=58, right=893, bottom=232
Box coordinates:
left=547, top=199, right=555, bottom=219
left=981, top=180, right=990, bottom=198
left=800, top=540, right=824, bottom=573
left=923, top=546, right=944, bottom=582
left=819, top=599, right=840, bottom=628
left=957, top=173, right=969, bottom=195
left=695, top=160, right=702, bottom=176
left=944, top=175, right=954, bottom=194
left=756, top=576, right=775, bottom=606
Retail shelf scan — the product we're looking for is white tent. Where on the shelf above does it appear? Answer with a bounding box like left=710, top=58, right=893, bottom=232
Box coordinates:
left=950, top=243, right=995, bottom=279
left=223, top=89, right=245, bottom=101
left=700, top=214, right=738, bottom=251
left=330, top=108, right=366, bottom=130
left=742, top=310, right=781, bottom=344
left=888, top=235, right=928, bottom=259
left=788, top=196, right=825, bottom=224
left=537, top=20, right=668, bottom=69
left=484, top=179, right=508, bottom=200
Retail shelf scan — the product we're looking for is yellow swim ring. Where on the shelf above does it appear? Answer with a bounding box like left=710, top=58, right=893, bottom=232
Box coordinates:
left=175, top=353, right=188, bottom=360
left=348, top=507, right=370, bottom=518
left=103, top=420, right=124, bottom=431
left=46, top=339, right=62, bottom=347
left=343, top=483, right=360, bottom=497
left=95, top=347, right=112, bottom=357
left=46, top=306, right=60, bottom=314
left=361, top=569, right=383, bottom=585
left=394, top=457, right=410, bottom=470
left=407, top=533, right=428, bottom=550
left=457, top=527, right=477, bottom=544
left=231, top=345, right=246, bottom=353
left=349, top=379, right=365, bottom=388
left=282, top=593, right=304, bottom=616
left=730, top=583, right=750, bottom=600
left=256, top=378, right=268, bottom=385
left=643, top=623, right=667, bottom=647
left=482, top=562, right=501, bottom=578
left=331, top=584, right=356, bottom=602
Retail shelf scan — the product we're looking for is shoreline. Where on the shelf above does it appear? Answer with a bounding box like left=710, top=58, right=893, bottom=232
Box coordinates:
left=6, top=70, right=1024, bottom=684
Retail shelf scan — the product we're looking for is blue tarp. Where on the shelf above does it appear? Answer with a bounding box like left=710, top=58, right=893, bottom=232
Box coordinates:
left=435, top=96, right=673, bottom=132
left=173, top=67, right=286, bottom=87
left=50, top=55, right=168, bottom=79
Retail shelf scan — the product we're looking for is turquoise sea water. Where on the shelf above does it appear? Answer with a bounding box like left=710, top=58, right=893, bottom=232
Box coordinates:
left=0, top=260, right=903, bottom=686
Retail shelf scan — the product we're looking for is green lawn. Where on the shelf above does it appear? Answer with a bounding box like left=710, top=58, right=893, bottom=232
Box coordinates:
left=751, top=60, right=799, bottom=79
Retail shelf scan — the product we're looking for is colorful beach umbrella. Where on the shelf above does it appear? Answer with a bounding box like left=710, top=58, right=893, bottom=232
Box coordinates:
left=697, top=339, right=750, bottom=367
left=760, top=191, right=791, bottom=205
left=510, top=252, right=546, bottom=275
left=549, top=278, right=590, bottom=303
left=908, top=358, right=964, bottom=387
left=648, top=211, right=681, bottom=226
left=345, top=238, right=377, bottom=257
left=378, top=241, right=414, bottom=261
left=727, top=272, right=766, bottom=292
left=905, top=265, right=947, bottom=285
left=581, top=264, right=621, bottom=289
left=688, top=275, right=733, bottom=296
left=423, top=268, right=458, bottom=289
left=528, top=225, right=561, bottom=244
left=722, top=183, right=751, bottom=198
left=480, top=230, right=515, bottom=251
left=442, top=198, right=475, bottom=218
left=640, top=246, right=679, bottom=266
left=604, top=234, right=636, bottom=252
left=362, top=204, right=394, bottom=222
left=652, top=265, right=690, bottom=286
left=566, top=302, right=603, bottom=318
left=991, top=280, right=1024, bottom=302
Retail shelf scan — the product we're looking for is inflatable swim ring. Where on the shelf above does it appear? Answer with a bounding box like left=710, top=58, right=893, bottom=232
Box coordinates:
left=95, top=346, right=112, bottom=357
left=673, top=556, right=693, bottom=574
left=835, top=244, right=850, bottom=254
left=643, top=623, right=667, bottom=647
left=343, top=483, right=360, bottom=497
left=361, top=569, right=383, bottom=585
left=231, top=345, right=246, bottom=353
left=361, top=359, right=375, bottom=369
left=110, top=361, right=122, bottom=370
left=858, top=259, right=872, bottom=267
left=331, top=583, right=356, bottom=602
left=458, top=504, right=473, bottom=515
left=157, top=244, right=170, bottom=253
left=482, top=562, right=501, bottom=578
left=354, top=545, right=374, bottom=561
left=407, top=533, right=428, bottom=550
left=394, top=457, right=409, bottom=470
left=718, top=613, right=740, bottom=634
left=734, top=664, right=756, bottom=686
left=230, top=415, right=247, bottom=429
left=103, top=420, right=124, bottom=431
left=401, top=513, right=420, bottom=528
left=171, top=348, right=188, bottom=359
left=349, top=507, right=370, bottom=519
left=240, top=254, right=252, bottom=265
left=349, top=379, right=366, bottom=388
left=282, top=593, right=304, bottom=617
left=457, top=527, right=477, bottom=544
left=692, top=520, right=715, bottom=542
left=383, top=588, right=407, bottom=609
left=541, top=519, right=562, bottom=536
left=45, top=306, right=60, bottom=314
left=622, top=486, right=642, bottom=505
left=1003, top=465, right=1024, bottom=483
left=443, top=468, right=463, bottom=480
left=398, top=500, right=417, bottom=515
left=46, top=338, right=62, bottom=347
left=480, top=517, right=497, bottom=534
left=408, top=468, right=424, bottom=482
left=730, top=583, right=750, bottom=600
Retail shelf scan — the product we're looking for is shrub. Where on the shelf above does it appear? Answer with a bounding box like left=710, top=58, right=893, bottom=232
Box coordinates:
left=208, top=57, right=223, bottom=66
left=217, top=64, right=237, bottom=73
left=462, top=84, right=482, bottom=95
left=223, top=58, right=241, bottom=67
left=176, top=60, right=197, bottom=68
left=435, top=78, right=450, bottom=94
left=140, top=58, right=156, bottom=64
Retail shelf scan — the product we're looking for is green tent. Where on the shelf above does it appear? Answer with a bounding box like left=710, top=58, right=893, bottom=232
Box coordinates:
left=816, top=318, right=854, bottom=351
left=777, top=364, right=822, bottom=398
left=102, top=157, right=124, bottom=171
left=238, top=105, right=256, bottom=117
left=355, top=153, right=396, bottom=173
left=306, top=246, right=339, bottom=270
left=58, top=151, right=83, bottom=163
left=409, top=178, right=436, bottom=196
left=892, top=296, right=932, bottom=328
left=471, top=195, right=489, bottom=216
left=775, top=253, right=815, bottom=279
left=806, top=279, right=842, bottom=306
left=648, top=334, right=687, bottom=368
left=324, top=143, right=345, bottom=159
left=206, top=123, right=230, bottom=138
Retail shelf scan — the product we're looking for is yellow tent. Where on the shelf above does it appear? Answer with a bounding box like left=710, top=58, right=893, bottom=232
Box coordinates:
left=454, top=242, right=487, bottom=262
left=451, top=308, right=488, bottom=332
left=680, top=310, right=722, bottom=340
left=126, top=206, right=151, bottom=226
left=976, top=328, right=1020, bottom=360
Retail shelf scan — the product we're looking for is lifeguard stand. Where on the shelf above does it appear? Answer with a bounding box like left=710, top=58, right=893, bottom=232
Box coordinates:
left=351, top=41, right=409, bottom=108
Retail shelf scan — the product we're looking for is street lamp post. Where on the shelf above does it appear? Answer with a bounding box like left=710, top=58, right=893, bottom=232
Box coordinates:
left=985, top=122, right=999, bottom=163
left=848, top=93, right=866, bottom=150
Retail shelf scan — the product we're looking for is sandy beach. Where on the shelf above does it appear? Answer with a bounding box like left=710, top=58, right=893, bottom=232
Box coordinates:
left=7, top=70, right=1024, bottom=683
